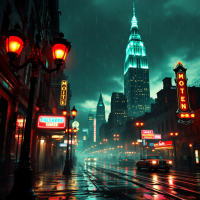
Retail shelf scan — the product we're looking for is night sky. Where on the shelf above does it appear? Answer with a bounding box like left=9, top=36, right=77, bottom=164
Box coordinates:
left=59, top=0, right=200, bottom=131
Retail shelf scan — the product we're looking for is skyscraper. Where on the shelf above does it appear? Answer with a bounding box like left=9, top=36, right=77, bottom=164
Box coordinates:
left=88, top=113, right=94, bottom=139
left=96, top=93, right=106, bottom=140
left=110, top=92, right=127, bottom=126
left=124, top=1, right=150, bottom=117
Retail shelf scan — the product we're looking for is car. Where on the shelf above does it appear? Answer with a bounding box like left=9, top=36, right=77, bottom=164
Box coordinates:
left=85, top=157, right=97, bottom=162
left=119, top=156, right=135, bottom=166
left=135, top=155, right=173, bottom=172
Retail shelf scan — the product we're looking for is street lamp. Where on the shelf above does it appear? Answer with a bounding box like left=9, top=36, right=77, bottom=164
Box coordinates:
left=170, top=131, right=178, bottom=167
left=132, top=142, right=139, bottom=155
left=5, top=24, right=71, bottom=200
left=63, top=106, right=77, bottom=175
left=73, top=127, right=77, bottom=165
left=113, top=134, right=119, bottom=158
left=135, top=122, right=144, bottom=157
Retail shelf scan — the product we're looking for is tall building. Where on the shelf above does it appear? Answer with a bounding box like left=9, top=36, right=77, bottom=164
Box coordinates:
left=110, top=92, right=127, bottom=126
left=88, top=114, right=94, bottom=140
left=96, top=93, right=106, bottom=140
left=124, top=2, right=150, bottom=117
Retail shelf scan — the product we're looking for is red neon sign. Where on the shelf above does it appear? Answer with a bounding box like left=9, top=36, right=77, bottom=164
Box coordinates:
left=37, top=116, right=66, bottom=129
left=141, top=130, right=154, bottom=139
left=154, top=141, right=172, bottom=147
left=177, top=72, right=188, bottom=111
left=16, top=119, right=26, bottom=128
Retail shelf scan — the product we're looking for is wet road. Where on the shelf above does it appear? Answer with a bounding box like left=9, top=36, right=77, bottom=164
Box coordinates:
left=80, top=160, right=200, bottom=200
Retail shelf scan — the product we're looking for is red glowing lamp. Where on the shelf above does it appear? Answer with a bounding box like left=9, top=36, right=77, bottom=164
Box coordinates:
left=71, top=106, right=77, bottom=118
left=170, top=132, right=173, bottom=136
left=74, top=135, right=77, bottom=139
left=50, top=32, right=71, bottom=67
left=175, top=132, right=178, bottom=136
left=62, top=107, right=67, bottom=116
left=73, top=127, right=77, bottom=134
left=4, top=24, right=27, bottom=61
left=132, top=142, right=135, bottom=145
left=136, top=122, right=139, bottom=126
left=140, top=122, right=144, bottom=126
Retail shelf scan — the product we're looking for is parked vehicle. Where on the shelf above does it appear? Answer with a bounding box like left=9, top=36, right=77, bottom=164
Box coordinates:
left=119, top=156, right=135, bottom=166
left=135, top=155, right=173, bottom=172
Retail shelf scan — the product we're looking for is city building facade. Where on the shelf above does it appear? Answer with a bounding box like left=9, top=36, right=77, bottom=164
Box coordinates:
left=0, top=0, right=64, bottom=178
left=124, top=2, right=150, bottom=118
left=96, top=93, right=106, bottom=141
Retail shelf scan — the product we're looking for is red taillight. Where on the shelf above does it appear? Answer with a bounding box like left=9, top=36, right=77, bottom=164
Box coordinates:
left=125, top=159, right=128, bottom=161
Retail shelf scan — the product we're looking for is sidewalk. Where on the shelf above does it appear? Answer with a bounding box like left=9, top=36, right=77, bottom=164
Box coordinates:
left=0, top=165, right=106, bottom=200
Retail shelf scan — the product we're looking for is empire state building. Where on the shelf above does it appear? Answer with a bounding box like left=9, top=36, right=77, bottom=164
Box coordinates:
left=124, top=1, right=150, bottom=117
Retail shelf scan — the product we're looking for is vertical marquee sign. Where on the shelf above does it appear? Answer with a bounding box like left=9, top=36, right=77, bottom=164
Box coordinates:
left=173, top=61, right=195, bottom=125
left=60, top=80, right=67, bottom=106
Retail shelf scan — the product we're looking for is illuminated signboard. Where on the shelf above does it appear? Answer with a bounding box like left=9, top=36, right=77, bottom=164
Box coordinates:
left=154, top=134, right=161, bottom=139
left=174, top=62, right=194, bottom=124
left=94, top=118, right=96, bottom=142
left=52, top=135, right=64, bottom=139
left=137, top=139, right=142, bottom=142
left=64, top=140, right=75, bottom=145
left=154, top=141, right=172, bottom=147
left=16, top=119, right=26, bottom=128
left=59, top=143, right=67, bottom=147
left=141, top=130, right=154, bottom=139
left=149, top=143, right=154, bottom=146
left=83, top=136, right=86, bottom=140
left=60, top=80, right=67, bottom=106
left=72, top=121, right=79, bottom=131
left=37, top=116, right=66, bottom=129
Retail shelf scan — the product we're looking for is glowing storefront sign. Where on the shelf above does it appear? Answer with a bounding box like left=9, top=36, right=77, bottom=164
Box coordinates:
left=141, top=130, right=154, bottom=139
left=154, top=134, right=161, bottom=139
left=174, top=62, right=194, bottom=124
left=60, top=80, right=67, bottom=106
left=94, top=118, right=96, bottom=142
left=37, top=116, right=66, bottom=129
left=64, top=140, right=75, bottom=145
left=59, top=143, right=67, bottom=147
left=52, top=135, right=64, bottom=139
left=16, top=119, right=26, bottom=128
left=154, top=141, right=172, bottom=147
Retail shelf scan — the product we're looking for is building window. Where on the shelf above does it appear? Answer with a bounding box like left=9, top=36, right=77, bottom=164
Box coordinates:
left=165, top=97, right=167, bottom=103
left=197, top=126, right=199, bottom=134
left=161, top=122, right=164, bottom=133
left=158, top=123, right=160, bottom=133
left=166, top=120, right=169, bottom=132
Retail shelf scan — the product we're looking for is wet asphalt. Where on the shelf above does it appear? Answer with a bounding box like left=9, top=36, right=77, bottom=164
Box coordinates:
left=1, top=160, right=200, bottom=199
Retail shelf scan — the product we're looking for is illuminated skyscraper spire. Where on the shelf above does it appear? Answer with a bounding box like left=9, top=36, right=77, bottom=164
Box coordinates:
left=131, top=1, right=138, bottom=29
left=124, top=1, right=150, bottom=117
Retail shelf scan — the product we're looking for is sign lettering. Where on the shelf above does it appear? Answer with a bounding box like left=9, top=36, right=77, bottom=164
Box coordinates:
left=60, top=80, right=67, bottom=106
left=37, top=116, right=66, bottom=129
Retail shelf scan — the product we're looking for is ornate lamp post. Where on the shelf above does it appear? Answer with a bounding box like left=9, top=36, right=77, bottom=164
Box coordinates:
left=73, top=127, right=77, bottom=165
left=170, top=131, right=178, bottom=168
left=71, top=127, right=77, bottom=167
left=136, top=122, right=144, bottom=157
left=5, top=25, right=71, bottom=200
left=63, top=106, right=77, bottom=174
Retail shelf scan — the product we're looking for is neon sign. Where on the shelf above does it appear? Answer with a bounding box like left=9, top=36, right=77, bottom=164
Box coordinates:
left=174, top=61, right=194, bottom=124
left=37, top=116, right=66, bottom=129
left=60, top=80, right=67, bottom=106
left=16, top=119, right=26, bottom=128
left=141, top=131, right=161, bottom=139
left=94, top=118, right=96, bottom=142
left=154, top=141, right=172, bottom=147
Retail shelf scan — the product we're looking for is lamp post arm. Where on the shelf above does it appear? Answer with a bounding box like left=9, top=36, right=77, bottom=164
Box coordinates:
left=41, top=61, right=61, bottom=73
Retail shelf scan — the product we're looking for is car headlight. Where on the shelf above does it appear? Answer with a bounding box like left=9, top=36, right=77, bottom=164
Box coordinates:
left=88, top=158, right=91, bottom=161
left=94, top=158, right=97, bottom=161
left=152, top=160, right=157, bottom=164
left=169, top=161, right=172, bottom=164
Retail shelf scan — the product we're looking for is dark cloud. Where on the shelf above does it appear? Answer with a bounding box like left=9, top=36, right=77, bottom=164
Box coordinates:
left=59, top=0, right=200, bottom=130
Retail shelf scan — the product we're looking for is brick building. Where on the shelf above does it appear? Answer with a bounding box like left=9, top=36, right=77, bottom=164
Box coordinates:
left=0, top=0, right=69, bottom=178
